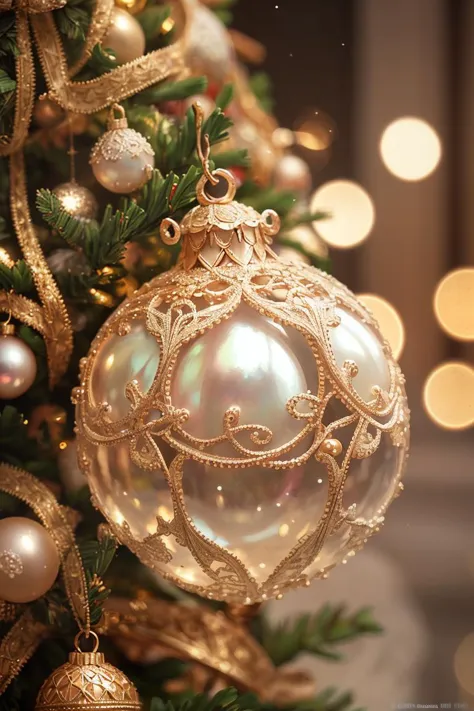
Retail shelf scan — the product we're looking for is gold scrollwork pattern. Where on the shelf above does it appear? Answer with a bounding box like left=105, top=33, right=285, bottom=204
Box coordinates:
left=76, top=253, right=410, bottom=604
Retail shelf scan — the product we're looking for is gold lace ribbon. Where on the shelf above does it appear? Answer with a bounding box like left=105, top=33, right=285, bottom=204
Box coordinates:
left=7, top=151, right=74, bottom=387
left=0, top=609, right=49, bottom=695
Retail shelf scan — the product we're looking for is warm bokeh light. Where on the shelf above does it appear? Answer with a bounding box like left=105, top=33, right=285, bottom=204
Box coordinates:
left=454, top=633, right=474, bottom=698
left=310, top=180, right=375, bottom=249
left=423, top=361, right=474, bottom=430
left=357, top=294, right=406, bottom=359
left=293, top=109, right=336, bottom=152
left=380, top=117, right=442, bottom=181
left=434, top=267, right=474, bottom=341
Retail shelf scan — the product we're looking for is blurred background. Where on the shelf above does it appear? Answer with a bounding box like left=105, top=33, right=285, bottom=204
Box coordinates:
left=231, top=0, right=474, bottom=707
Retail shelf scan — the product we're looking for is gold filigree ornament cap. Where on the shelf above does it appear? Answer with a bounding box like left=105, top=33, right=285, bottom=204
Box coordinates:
left=35, top=631, right=142, bottom=711
left=160, top=103, right=281, bottom=270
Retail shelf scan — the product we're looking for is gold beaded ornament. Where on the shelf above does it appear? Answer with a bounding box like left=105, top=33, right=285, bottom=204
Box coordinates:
left=74, top=104, right=410, bottom=605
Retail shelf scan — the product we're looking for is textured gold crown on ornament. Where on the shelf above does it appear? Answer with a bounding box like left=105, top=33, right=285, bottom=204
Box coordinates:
left=160, top=104, right=281, bottom=270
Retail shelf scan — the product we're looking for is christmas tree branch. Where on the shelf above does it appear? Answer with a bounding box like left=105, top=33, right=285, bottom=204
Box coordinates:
left=261, top=605, right=383, bottom=667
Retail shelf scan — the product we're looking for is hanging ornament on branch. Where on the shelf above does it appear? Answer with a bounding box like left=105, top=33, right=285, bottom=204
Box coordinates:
left=0, top=517, right=60, bottom=604
left=0, top=320, right=37, bottom=400
left=35, top=631, right=141, bottom=711
left=101, top=7, right=146, bottom=65
left=90, top=104, right=155, bottom=194
left=74, top=104, right=410, bottom=605
left=53, top=118, right=98, bottom=220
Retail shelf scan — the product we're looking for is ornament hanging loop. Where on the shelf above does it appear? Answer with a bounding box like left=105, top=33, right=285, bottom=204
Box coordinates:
left=193, top=102, right=218, bottom=187
left=0, top=293, right=14, bottom=335
left=196, top=169, right=237, bottom=206
left=74, top=629, right=99, bottom=653
left=108, top=103, right=128, bottom=130
left=160, top=217, right=182, bottom=246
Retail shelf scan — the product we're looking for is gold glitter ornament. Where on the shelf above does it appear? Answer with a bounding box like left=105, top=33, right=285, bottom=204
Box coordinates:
left=90, top=104, right=155, bottom=194
left=75, top=105, right=410, bottom=604
left=53, top=181, right=98, bottom=221
left=35, top=631, right=141, bottom=711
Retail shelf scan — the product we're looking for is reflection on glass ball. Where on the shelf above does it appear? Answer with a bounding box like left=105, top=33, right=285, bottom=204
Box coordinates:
left=76, top=262, right=409, bottom=603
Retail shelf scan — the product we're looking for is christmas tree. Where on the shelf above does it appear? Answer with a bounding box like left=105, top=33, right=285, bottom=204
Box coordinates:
left=0, top=1, right=409, bottom=709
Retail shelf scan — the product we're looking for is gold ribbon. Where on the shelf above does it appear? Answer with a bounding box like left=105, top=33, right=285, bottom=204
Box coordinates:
left=0, top=0, right=190, bottom=386
left=0, top=609, right=49, bottom=695
left=0, top=464, right=90, bottom=633
left=7, top=151, right=74, bottom=387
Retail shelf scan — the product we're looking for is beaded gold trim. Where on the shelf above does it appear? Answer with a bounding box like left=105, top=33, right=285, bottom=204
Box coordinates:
left=75, top=256, right=409, bottom=603
left=8, top=151, right=73, bottom=387
left=0, top=610, right=48, bottom=695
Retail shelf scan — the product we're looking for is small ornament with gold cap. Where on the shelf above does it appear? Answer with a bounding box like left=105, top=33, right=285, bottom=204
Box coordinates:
left=35, top=630, right=141, bottom=711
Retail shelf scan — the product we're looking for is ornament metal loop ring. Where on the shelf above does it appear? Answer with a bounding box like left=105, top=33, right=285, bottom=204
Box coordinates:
left=197, top=169, right=237, bottom=206
left=261, top=209, right=281, bottom=236
left=160, top=217, right=182, bottom=246
left=74, top=629, right=100, bottom=653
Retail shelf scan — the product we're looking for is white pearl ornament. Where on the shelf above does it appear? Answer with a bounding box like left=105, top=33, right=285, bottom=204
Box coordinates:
left=0, top=324, right=37, bottom=399
left=0, top=517, right=60, bottom=603
left=101, top=7, right=146, bottom=65
left=90, top=104, right=155, bottom=194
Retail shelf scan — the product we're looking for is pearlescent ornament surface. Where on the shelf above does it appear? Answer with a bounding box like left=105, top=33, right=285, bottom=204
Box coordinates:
left=102, top=7, right=146, bottom=65
left=0, top=517, right=60, bottom=603
left=273, top=154, right=312, bottom=197
left=75, top=166, right=409, bottom=603
left=186, top=3, right=235, bottom=82
left=76, top=258, right=409, bottom=604
left=0, top=334, right=37, bottom=399
left=329, top=308, right=391, bottom=402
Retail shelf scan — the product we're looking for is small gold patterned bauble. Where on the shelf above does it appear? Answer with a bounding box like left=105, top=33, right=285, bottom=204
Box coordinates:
left=114, top=0, right=146, bottom=14
left=36, top=632, right=142, bottom=711
left=90, top=104, right=154, bottom=194
left=53, top=181, right=98, bottom=221
left=102, top=7, right=146, bottom=65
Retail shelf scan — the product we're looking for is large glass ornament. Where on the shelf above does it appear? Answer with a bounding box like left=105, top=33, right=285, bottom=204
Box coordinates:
left=75, top=119, right=409, bottom=604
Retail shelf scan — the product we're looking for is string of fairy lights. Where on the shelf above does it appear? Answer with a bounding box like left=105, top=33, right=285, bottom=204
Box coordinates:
left=293, top=111, right=474, bottom=430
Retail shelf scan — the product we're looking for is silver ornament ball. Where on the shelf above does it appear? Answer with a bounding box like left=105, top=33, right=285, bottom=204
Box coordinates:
left=0, top=517, right=60, bottom=603
left=186, top=2, right=235, bottom=82
left=273, top=154, right=312, bottom=196
left=102, top=7, right=146, bottom=65
left=0, top=327, right=37, bottom=399
left=53, top=181, right=98, bottom=221
left=90, top=105, right=155, bottom=194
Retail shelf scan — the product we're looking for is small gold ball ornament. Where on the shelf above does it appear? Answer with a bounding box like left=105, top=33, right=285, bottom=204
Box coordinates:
left=102, top=7, right=146, bottom=65
left=33, top=98, right=64, bottom=128
left=53, top=181, right=98, bottom=221
left=36, top=631, right=142, bottom=711
left=90, top=104, right=155, bottom=194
